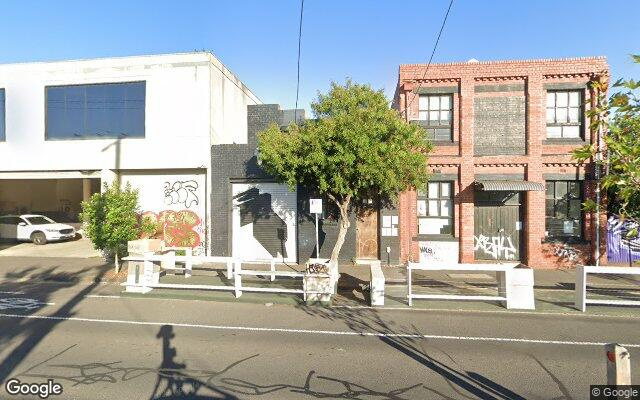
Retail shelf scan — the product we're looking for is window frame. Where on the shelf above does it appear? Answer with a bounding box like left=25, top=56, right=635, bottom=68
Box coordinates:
left=417, top=181, right=455, bottom=240
left=545, top=180, right=584, bottom=240
left=545, top=90, right=583, bottom=140
left=44, top=81, right=146, bottom=141
left=417, top=94, right=453, bottom=142
left=0, top=88, right=5, bottom=142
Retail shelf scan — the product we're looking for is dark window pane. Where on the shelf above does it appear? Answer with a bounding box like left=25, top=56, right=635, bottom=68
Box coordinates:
left=0, top=89, right=5, bottom=140
left=545, top=199, right=555, bottom=217
left=65, top=86, right=84, bottom=138
left=434, top=128, right=452, bottom=141
left=569, top=200, right=582, bottom=220
left=46, top=82, right=145, bottom=140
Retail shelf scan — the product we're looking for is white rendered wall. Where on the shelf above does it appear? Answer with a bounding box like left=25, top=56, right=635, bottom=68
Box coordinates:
left=0, top=52, right=259, bottom=172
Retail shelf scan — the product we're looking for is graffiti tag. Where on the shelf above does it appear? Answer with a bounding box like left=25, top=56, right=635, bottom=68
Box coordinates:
left=553, top=244, right=581, bottom=261
left=164, top=181, right=199, bottom=209
left=474, top=234, right=517, bottom=260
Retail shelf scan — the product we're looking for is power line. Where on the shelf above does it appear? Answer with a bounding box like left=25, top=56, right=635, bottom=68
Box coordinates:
left=294, top=0, right=305, bottom=122
left=402, top=0, right=454, bottom=116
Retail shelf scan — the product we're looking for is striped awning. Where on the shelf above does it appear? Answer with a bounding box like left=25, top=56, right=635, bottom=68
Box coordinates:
left=475, top=180, right=545, bottom=191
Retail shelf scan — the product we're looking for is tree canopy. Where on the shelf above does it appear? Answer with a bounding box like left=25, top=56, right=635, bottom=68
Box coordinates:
left=257, top=80, right=431, bottom=267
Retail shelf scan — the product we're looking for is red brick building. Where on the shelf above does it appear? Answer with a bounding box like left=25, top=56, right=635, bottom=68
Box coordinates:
left=393, top=57, right=609, bottom=268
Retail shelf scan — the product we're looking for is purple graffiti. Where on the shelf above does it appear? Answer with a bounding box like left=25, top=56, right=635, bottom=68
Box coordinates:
left=607, top=215, right=640, bottom=264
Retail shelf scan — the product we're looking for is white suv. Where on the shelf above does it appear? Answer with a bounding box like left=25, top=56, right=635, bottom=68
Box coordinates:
left=0, top=214, right=76, bottom=245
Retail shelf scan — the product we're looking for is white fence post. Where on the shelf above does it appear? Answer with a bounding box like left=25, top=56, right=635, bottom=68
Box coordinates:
left=407, top=262, right=413, bottom=307
left=185, top=248, right=193, bottom=278
left=226, top=259, right=233, bottom=279
left=234, top=261, right=242, bottom=298
left=270, top=258, right=276, bottom=282
left=606, top=343, right=631, bottom=385
left=575, top=265, right=586, bottom=312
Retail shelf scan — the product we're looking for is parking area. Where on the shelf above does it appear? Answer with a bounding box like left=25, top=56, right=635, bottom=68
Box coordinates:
left=0, top=236, right=101, bottom=258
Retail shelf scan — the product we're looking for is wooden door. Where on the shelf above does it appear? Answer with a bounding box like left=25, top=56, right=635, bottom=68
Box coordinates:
left=474, top=191, right=522, bottom=261
left=357, top=202, right=379, bottom=259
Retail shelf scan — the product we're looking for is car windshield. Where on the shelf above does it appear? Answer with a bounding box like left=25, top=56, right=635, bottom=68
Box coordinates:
left=25, top=216, right=55, bottom=225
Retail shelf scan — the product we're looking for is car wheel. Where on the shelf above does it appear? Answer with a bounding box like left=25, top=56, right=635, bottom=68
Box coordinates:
left=31, top=232, right=47, bottom=245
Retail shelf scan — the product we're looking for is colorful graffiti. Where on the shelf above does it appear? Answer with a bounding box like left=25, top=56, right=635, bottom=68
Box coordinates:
left=474, top=234, right=517, bottom=260
left=164, top=180, right=199, bottom=209
left=607, top=215, right=640, bottom=264
left=141, top=210, right=203, bottom=254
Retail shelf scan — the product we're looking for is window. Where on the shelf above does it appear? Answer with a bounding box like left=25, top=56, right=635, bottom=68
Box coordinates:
left=418, top=94, right=452, bottom=141
left=0, top=89, right=5, bottom=141
left=417, top=181, right=453, bottom=237
left=46, top=81, right=145, bottom=140
left=545, top=181, right=583, bottom=239
left=546, top=90, right=582, bottom=139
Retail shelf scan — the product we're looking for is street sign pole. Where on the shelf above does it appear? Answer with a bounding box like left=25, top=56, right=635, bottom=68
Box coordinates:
left=315, top=212, right=319, bottom=258
left=310, top=198, right=323, bottom=258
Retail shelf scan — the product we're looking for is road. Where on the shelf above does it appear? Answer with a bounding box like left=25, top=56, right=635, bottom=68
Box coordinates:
left=0, top=279, right=638, bottom=400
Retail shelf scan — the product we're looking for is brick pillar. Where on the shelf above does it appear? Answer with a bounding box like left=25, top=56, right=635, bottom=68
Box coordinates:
left=525, top=75, right=545, bottom=267
left=459, top=77, right=475, bottom=263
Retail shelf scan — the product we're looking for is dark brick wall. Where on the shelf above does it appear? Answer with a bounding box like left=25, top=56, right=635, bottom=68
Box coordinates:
left=474, top=96, right=526, bottom=156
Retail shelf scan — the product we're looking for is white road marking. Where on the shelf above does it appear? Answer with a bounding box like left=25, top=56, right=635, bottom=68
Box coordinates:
left=86, top=295, right=121, bottom=299
left=330, top=305, right=640, bottom=319
left=0, top=312, right=637, bottom=348
left=0, top=291, right=24, bottom=294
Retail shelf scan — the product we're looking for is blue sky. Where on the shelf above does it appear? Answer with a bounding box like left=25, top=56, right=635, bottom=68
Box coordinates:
left=1, top=0, right=638, bottom=114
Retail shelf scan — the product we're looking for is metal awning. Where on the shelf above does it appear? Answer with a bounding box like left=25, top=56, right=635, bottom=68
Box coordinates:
left=475, top=180, right=545, bottom=191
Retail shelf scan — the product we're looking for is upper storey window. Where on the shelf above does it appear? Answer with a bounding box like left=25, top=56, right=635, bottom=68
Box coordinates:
left=46, top=81, right=145, bottom=140
left=0, top=89, right=5, bottom=141
left=418, top=94, right=452, bottom=141
left=546, top=90, right=582, bottom=139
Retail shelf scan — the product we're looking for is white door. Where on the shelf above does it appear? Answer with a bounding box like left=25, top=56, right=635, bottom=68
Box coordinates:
left=232, top=183, right=297, bottom=262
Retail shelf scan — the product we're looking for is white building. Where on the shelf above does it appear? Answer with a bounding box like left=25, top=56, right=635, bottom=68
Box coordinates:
left=0, top=52, right=260, bottom=255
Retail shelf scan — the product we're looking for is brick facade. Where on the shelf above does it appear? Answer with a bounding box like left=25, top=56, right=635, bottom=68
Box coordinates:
left=394, top=57, right=609, bottom=268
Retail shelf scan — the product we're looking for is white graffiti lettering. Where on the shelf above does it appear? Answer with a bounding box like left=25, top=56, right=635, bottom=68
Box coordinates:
left=554, top=244, right=580, bottom=261
left=474, top=234, right=517, bottom=260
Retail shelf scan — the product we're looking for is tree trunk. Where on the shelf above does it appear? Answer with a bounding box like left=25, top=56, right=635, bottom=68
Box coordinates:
left=114, top=250, right=120, bottom=274
left=329, top=195, right=351, bottom=280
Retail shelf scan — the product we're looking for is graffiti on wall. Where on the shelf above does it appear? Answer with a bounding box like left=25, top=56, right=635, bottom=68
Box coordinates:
left=607, top=215, right=640, bottom=264
left=164, top=181, right=199, bottom=209
left=419, top=241, right=459, bottom=263
left=553, top=243, right=581, bottom=262
left=474, top=234, right=517, bottom=260
left=141, top=210, right=205, bottom=255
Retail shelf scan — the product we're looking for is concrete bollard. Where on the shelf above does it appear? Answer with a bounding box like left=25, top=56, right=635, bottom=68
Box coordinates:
left=605, top=343, right=631, bottom=385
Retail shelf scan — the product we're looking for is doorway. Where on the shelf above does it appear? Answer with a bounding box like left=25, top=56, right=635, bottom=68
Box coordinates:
left=356, top=199, right=379, bottom=260
left=474, top=191, right=523, bottom=261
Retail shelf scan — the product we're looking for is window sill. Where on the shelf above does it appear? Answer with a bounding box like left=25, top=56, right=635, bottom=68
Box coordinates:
left=416, top=235, right=458, bottom=242
left=431, top=141, right=458, bottom=146
left=543, top=237, right=590, bottom=245
left=543, top=138, right=587, bottom=145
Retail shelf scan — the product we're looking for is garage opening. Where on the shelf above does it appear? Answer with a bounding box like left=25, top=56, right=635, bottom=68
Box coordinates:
left=0, top=178, right=101, bottom=228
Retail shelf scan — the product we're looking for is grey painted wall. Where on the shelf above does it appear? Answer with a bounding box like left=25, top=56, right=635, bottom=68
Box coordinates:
left=474, top=96, right=526, bottom=156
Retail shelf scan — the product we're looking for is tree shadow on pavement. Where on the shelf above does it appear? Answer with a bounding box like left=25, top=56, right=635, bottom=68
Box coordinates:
left=0, top=263, right=111, bottom=385
left=296, top=305, right=527, bottom=400
left=149, top=325, right=237, bottom=400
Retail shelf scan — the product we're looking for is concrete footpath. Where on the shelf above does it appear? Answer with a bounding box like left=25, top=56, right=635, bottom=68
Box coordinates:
left=0, top=256, right=638, bottom=317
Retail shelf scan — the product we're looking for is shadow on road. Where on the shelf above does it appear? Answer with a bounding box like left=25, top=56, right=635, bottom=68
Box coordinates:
left=296, top=304, right=527, bottom=400
left=0, top=262, right=110, bottom=384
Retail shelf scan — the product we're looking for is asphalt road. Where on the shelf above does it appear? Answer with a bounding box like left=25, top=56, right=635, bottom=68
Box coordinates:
left=0, top=280, right=639, bottom=400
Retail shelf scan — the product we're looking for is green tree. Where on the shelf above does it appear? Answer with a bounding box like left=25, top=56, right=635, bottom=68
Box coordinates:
left=80, top=182, right=155, bottom=272
left=573, top=54, right=640, bottom=238
left=257, top=80, right=432, bottom=275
